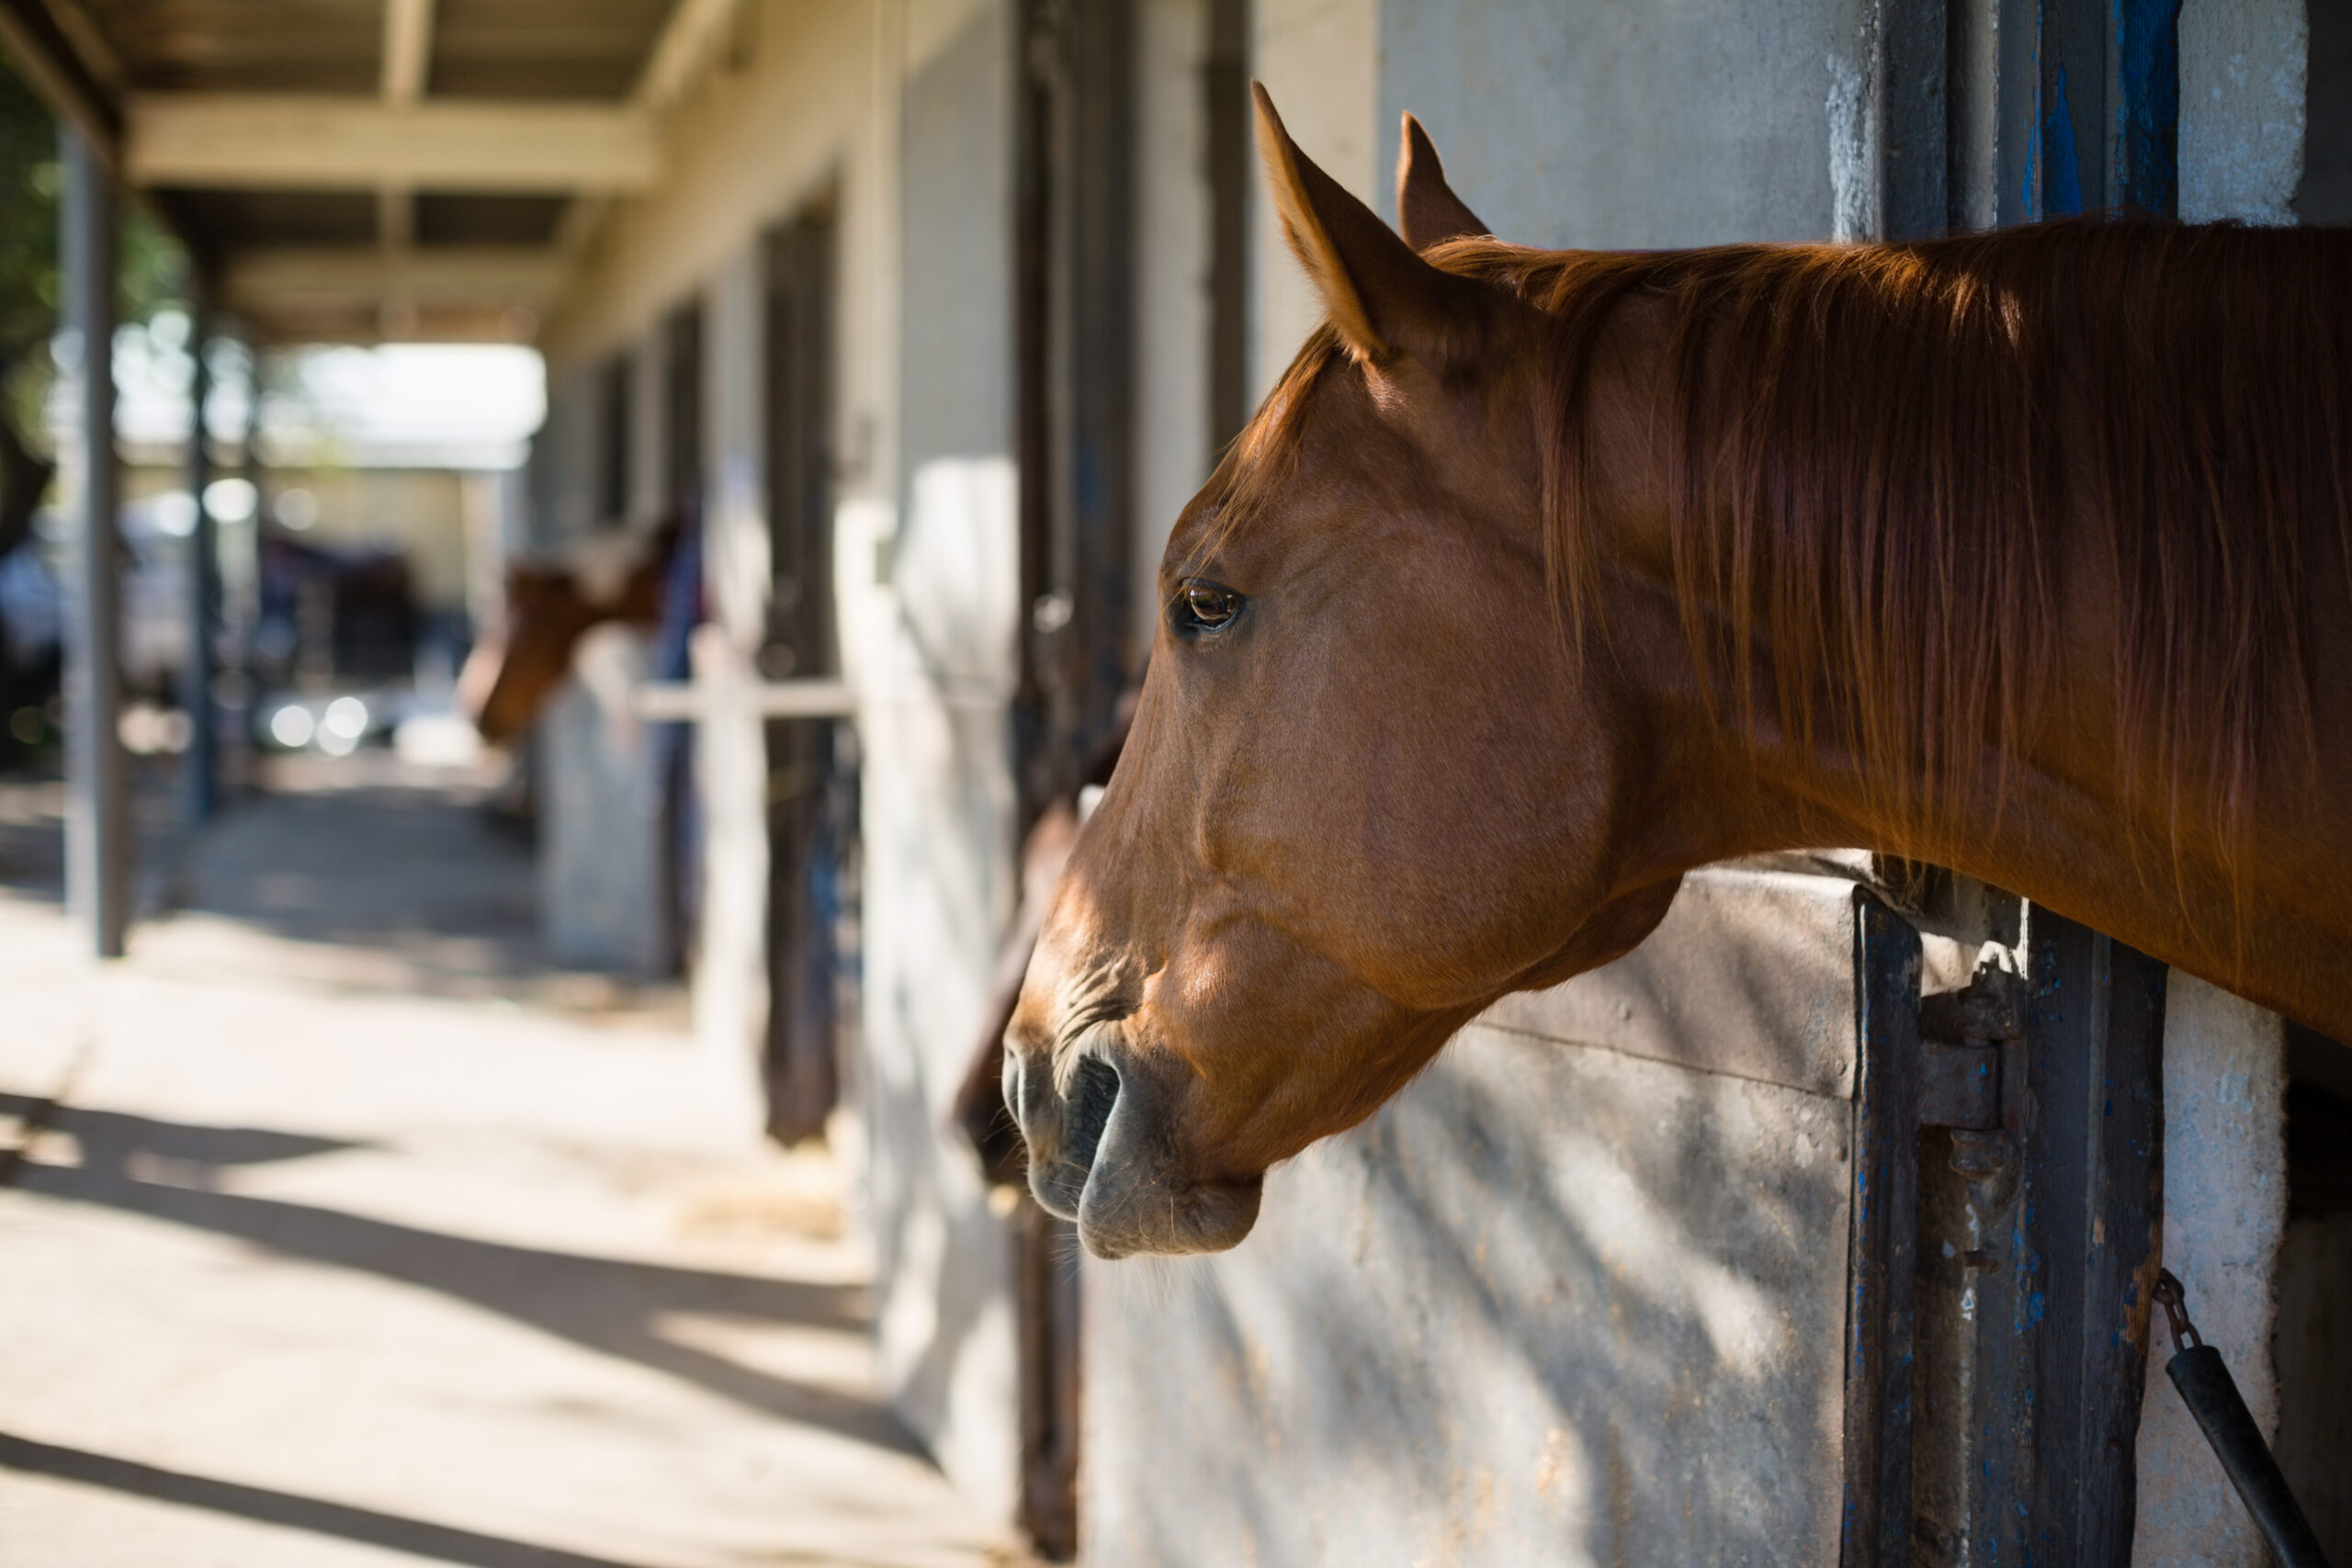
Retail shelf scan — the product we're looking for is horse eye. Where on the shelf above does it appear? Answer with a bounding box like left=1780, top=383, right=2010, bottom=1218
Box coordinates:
left=1175, top=582, right=1242, bottom=635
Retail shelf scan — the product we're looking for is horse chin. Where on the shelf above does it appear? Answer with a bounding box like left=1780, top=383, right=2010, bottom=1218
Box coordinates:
left=1078, top=1147, right=1264, bottom=1260
left=1021, top=1050, right=1265, bottom=1258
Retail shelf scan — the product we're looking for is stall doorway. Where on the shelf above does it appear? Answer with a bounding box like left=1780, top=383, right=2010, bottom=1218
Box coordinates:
left=761, top=190, right=851, bottom=1145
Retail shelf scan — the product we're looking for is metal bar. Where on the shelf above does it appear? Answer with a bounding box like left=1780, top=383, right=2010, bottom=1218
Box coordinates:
left=1876, top=0, right=1950, bottom=240
left=1204, top=0, right=1251, bottom=449
left=1841, top=890, right=1923, bottom=1567
left=2165, top=1347, right=2334, bottom=1568
left=61, top=127, right=128, bottom=957
left=2115, top=0, right=2183, bottom=215
left=180, top=307, right=218, bottom=824
left=2039, top=0, right=2109, bottom=214
left=1993, top=0, right=2040, bottom=224
left=2075, top=935, right=2165, bottom=1567
left=629, top=678, right=854, bottom=721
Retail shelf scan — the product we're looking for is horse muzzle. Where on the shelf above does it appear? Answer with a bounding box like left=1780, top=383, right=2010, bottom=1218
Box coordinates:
left=1007, top=1036, right=1263, bottom=1259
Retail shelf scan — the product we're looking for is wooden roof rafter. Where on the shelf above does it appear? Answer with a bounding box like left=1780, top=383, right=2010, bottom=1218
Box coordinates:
left=3, top=0, right=748, bottom=344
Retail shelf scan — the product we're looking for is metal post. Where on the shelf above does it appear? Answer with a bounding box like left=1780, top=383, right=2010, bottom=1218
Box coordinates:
left=180, top=306, right=219, bottom=823
left=61, top=128, right=129, bottom=957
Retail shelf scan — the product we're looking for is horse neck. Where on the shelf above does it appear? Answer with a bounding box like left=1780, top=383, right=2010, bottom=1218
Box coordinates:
left=1575, top=234, right=2352, bottom=1036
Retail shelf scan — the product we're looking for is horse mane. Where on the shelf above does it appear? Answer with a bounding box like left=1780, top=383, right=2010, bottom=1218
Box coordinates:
left=1222, top=221, right=2352, bottom=879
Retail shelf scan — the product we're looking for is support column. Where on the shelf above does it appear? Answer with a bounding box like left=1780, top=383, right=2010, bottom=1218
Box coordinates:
left=61, top=128, right=129, bottom=956
left=180, top=304, right=220, bottom=823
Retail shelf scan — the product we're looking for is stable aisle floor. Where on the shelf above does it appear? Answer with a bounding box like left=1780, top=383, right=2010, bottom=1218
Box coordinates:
left=0, top=760, right=1017, bottom=1568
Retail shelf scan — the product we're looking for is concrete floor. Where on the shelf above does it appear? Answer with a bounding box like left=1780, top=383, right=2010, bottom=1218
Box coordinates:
left=0, top=757, right=1018, bottom=1568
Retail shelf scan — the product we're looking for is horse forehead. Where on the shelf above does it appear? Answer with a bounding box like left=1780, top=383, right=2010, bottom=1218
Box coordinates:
left=1166, top=374, right=1430, bottom=565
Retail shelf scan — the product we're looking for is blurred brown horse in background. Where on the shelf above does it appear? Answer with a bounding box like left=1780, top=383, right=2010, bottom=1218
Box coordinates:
left=1007, top=87, right=2352, bottom=1259
left=458, top=519, right=682, bottom=745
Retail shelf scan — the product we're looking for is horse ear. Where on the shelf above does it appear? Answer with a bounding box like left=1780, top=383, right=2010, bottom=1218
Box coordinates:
left=1396, top=113, right=1489, bottom=251
left=1253, top=83, right=1493, bottom=368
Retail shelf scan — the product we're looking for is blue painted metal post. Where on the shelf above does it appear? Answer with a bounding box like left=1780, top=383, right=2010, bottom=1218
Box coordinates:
left=2118, top=0, right=2184, bottom=216
left=61, top=126, right=129, bottom=956
left=2022, top=0, right=2182, bottom=220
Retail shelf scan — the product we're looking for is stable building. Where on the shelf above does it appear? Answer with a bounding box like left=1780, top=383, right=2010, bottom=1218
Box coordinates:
left=8, top=1, right=2346, bottom=1563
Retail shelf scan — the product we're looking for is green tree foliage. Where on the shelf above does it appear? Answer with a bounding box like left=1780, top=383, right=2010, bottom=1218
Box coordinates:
left=0, top=59, right=61, bottom=558
left=0, top=56, right=186, bottom=558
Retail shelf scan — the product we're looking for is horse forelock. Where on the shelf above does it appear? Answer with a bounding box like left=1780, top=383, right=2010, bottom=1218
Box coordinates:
left=1216, top=222, right=2352, bottom=907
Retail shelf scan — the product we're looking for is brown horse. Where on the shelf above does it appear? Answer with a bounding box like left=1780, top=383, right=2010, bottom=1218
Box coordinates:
left=1007, top=87, right=2352, bottom=1259
left=458, top=519, right=681, bottom=745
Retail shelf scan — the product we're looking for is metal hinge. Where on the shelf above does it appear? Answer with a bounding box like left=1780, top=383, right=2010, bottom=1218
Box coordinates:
left=1917, top=963, right=2023, bottom=1130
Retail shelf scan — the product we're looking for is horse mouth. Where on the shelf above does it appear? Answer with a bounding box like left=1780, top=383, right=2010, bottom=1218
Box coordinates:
left=1022, top=1049, right=1264, bottom=1259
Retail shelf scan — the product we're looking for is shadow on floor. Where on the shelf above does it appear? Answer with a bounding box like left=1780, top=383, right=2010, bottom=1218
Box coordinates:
left=0, top=767, right=184, bottom=911
left=0, top=768, right=651, bottom=1010
left=3, top=1097, right=919, bottom=1458
left=171, top=783, right=544, bottom=984
left=0, top=1431, right=670, bottom=1568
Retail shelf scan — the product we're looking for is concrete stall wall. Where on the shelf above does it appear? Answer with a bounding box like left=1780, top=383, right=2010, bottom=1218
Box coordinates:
left=1129, top=0, right=1216, bottom=650
left=860, top=0, right=1023, bottom=1517
left=1084, top=871, right=1868, bottom=1566
left=1375, top=0, right=1869, bottom=250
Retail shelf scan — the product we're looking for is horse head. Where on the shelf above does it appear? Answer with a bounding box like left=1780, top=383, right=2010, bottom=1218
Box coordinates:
left=1006, top=90, right=1690, bottom=1258
left=460, top=521, right=679, bottom=745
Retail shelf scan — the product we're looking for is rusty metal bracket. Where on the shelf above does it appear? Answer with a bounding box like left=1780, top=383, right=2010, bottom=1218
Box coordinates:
left=1917, top=964, right=2023, bottom=1129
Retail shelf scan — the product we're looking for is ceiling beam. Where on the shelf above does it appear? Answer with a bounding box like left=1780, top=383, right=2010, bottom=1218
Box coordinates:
left=380, top=0, right=435, bottom=105
left=635, top=0, right=741, bottom=113
left=223, top=248, right=566, bottom=311
left=124, top=96, right=661, bottom=191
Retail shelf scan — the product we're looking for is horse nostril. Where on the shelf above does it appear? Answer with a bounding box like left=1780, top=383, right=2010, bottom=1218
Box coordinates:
left=1062, top=1056, right=1121, bottom=1182
left=1002, top=1049, right=1025, bottom=1127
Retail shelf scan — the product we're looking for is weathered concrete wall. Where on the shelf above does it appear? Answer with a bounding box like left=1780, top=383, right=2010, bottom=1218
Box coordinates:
left=1083, top=871, right=1863, bottom=1566
left=686, top=247, right=773, bottom=1133
left=1375, top=0, right=1868, bottom=251
left=1248, top=0, right=1870, bottom=399
left=1131, top=0, right=1214, bottom=655
left=626, top=321, right=670, bottom=525
left=537, top=629, right=672, bottom=978
left=2132, top=977, right=2289, bottom=1568
left=1250, top=0, right=1379, bottom=400
left=2179, top=0, right=2309, bottom=223
left=533, top=368, right=603, bottom=549
left=855, top=0, right=1023, bottom=1518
